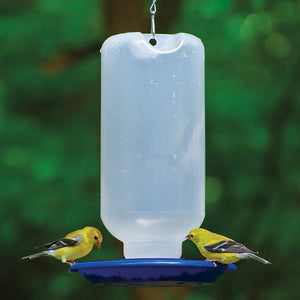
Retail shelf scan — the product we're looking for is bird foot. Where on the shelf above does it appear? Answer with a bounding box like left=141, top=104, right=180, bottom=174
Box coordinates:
left=205, top=259, right=218, bottom=267
left=65, top=260, right=76, bottom=266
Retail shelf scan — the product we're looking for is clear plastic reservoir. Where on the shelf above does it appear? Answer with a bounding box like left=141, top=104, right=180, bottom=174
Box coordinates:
left=101, top=33, right=205, bottom=258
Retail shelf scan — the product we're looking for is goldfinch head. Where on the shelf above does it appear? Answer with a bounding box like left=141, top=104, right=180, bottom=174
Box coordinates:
left=186, top=228, right=212, bottom=244
left=85, top=226, right=103, bottom=249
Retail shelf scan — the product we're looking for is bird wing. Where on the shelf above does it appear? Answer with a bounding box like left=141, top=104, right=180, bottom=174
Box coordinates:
left=35, top=236, right=83, bottom=250
left=204, top=240, right=257, bottom=254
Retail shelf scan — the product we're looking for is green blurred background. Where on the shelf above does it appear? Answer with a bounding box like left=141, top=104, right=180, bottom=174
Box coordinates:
left=1, top=0, right=299, bottom=299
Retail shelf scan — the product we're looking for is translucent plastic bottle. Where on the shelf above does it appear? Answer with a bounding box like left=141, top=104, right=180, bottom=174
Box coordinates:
left=101, top=33, right=205, bottom=258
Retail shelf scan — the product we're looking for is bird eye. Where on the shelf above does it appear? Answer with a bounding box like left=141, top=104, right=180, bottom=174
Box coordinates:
left=190, top=235, right=194, bottom=238
left=94, top=236, right=98, bottom=240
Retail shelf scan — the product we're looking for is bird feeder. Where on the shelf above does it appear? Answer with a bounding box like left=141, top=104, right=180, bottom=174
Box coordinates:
left=101, top=31, right=205, bottom=259
left=70, top=1, right=236, bottom=286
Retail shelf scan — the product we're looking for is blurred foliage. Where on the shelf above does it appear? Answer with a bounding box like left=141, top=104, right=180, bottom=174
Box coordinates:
left=1, top=0, right=299, bottom=299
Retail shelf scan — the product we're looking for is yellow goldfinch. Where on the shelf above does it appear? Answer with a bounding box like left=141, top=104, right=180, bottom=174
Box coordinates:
left=22, top=226, right=102, bottom=265
left=186, top=228, right=271, bottom=265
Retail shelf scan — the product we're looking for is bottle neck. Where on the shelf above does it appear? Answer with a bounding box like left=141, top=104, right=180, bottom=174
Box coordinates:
left=123, top=241, right=182, bottom=258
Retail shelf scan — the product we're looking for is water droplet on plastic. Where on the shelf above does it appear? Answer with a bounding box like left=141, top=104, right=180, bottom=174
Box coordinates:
left=173, top=115, right=177, bottom=119
left=172, top=92, right=177, bottom=98
left=150, top=79, right=159, bottom=86
left=183, top=53, right=188, bottom=58
left=172, top=154, right=177, bottom=159
left=172, top=73, right=176, bottom=78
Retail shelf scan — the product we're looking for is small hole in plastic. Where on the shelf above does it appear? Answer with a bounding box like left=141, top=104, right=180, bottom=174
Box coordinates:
left=149, top=38, right=157, bottom=46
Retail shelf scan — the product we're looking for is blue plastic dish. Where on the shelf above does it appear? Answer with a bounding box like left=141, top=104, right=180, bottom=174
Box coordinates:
left=70, top=258, right=236, bottom=287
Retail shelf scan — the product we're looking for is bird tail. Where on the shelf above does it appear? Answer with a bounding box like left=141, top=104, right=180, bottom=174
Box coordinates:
left=21, top=251, right=50, bottom=260
left=245, top=253, right=272, bottom=264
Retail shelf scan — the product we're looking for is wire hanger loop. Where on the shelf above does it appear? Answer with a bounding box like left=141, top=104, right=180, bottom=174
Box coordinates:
left=150, top=0, right=157, bottom=15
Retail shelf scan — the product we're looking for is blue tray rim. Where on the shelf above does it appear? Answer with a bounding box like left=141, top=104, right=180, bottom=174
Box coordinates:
left=70, top=258, right=237, bottom=272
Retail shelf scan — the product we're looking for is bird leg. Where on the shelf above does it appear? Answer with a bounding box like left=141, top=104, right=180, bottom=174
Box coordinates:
left=61, top=257, right=76, bottom=266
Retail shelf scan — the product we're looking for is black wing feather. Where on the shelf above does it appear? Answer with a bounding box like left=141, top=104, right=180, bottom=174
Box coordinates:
left=36, top=236, right=82, bottom=250
left=204, top=240, right=257, bottom=254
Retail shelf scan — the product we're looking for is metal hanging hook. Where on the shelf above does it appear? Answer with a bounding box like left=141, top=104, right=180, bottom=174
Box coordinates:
left=150, top=0, right=157, bottom=15
left=149, top=0, right=157, bottom=43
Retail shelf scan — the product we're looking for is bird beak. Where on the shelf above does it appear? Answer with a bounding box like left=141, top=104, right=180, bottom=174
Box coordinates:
left=96, top=242, right=101, bottom=250
left=186, top=235, right=191, bottom=240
